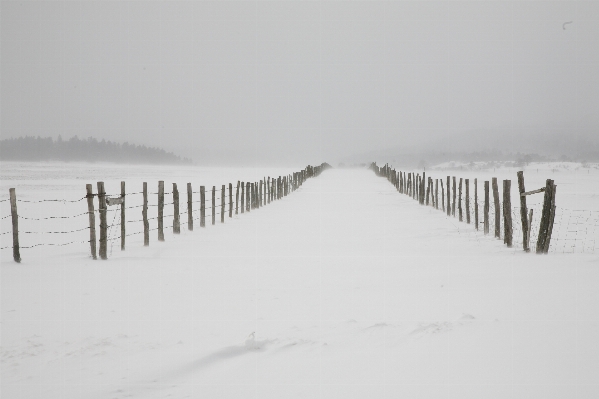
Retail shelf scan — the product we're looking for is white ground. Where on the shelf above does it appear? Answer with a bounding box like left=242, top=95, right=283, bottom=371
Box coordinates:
left=1, top=163, right=599, bottom=398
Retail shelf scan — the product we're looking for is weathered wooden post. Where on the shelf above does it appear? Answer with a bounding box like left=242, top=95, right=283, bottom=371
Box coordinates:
left=425, top=176, right=430, bottom=205
left=516, top=171, right=529, bottom=251
left=173, top=183, right=180, bottom=234
left=86, top=184, right=97, bottom=259
left=236, top=181, right=240, bottom=214
left=452, top=177, right=456, bottom=217
left=211, top=186, right=216, bottom=225
left=158, top=181, right=165, bottom=241
left=441, top=180, right=445, bottom=212
left=526, top=209, right=533, bottom=250
left=503, top=180, right=513, bottom=247
left=446, top=176, right=451, bottom=216
left=259, top=180, right=263, bottom=207
left=465, top=179, right=470, bottom=224
left=229, top=183, right=233, bottom=218
left=267, top=177, right=271, bottom=204
left=200, top=186, right=206, bottom=227
left=536, top=179, right=556, bottom=254
left=484, top=181, right=490, bottom=234
left=120, top=181, right=125, bottom=250
left=221, top=185, right=225, bottom=223
left=435, top=179, right=439, bottom=209
left=492, top=178, right=500, bottom=238
left=246, top=182, right=250, bottom=212
left=8, top=188, right=21, bottom=263
left=97, top=182, right=107, bottom=259
left=240, top=182, right=244, bottom=213
left=458, top=178, right=463, bottom=222
left=143, top=182, right=149, bottom=245
left=187, top=183, right=193, bottom=231
left=474, top=179, right=479, bottom=230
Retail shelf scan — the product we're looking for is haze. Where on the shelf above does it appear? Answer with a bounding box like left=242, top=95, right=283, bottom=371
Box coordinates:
left=2, top=1, right=598, bottom=165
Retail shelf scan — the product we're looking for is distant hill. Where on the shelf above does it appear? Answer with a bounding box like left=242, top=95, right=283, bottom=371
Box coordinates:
left=0, top=136, right=192, bottom=165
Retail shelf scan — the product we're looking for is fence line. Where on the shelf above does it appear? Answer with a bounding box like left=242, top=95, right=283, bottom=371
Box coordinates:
left=370, top=162, right=595, bottom=254
left=1, top=163, right=331, bottom=262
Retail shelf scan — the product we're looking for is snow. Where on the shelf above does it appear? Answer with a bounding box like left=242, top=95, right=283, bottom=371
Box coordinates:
left=1, top=162, right=599, bottom=398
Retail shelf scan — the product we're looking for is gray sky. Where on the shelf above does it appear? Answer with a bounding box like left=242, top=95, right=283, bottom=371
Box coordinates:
left=1, top=1, right=598, bottom=165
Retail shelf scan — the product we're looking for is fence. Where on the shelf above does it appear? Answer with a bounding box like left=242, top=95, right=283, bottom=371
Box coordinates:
left=370, top=163, right=598, bottom=254
left=1, top=163, right=331, bottom=263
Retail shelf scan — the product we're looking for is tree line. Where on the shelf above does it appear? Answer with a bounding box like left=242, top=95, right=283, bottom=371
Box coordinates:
left=0, top=136, right=192, bottom=165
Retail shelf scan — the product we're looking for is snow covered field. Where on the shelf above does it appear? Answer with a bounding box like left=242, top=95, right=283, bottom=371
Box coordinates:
left=1, top=162, right=599, bottom=399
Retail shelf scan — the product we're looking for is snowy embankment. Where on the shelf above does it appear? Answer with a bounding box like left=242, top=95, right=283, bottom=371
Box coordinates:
left=2, top=167, right=598, bottom=399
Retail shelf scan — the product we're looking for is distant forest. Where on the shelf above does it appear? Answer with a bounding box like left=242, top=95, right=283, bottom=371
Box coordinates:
left=0, top=136, right=192, bottom=165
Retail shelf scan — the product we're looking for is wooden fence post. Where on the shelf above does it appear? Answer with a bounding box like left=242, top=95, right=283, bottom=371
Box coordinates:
left=536, top=179, right=556, bottom=254
left=484, top=181, right=490, bottom=235
left=246, top=182, right=250, bottom=212
left=221, top=185, right=225, bottom=223
left=173, top=183, right=180, bottom=234
left=452, top=177, right=457, bottom=217
left=526, top=209, right=533, bottom=250
left=240, top=182, right=244, bottom=214
left=97, top=182, right=107, bottom=259
left=158, top=181, right=165, bottom=241
left=9, top=188, right=21, bottom=263
left=516, top=171, right=529, bottom=251
left=259, top=180, right=263, bottom=207
left=143, top=182, right=149, bottom=245
left=503, top=180, right=513, bottom=247
left=465, top=179, right=470, bottom=224
left=435, top=179, right=439, bottom=209
left=441, top=180, right=445, bottom=212
left=236, top=181, right=240, bottom=214
left=187, top=183, right=193, bottom=231
left=200, top=186, right=206, bottom=227
left=492, top=178, right=500, bottom=239
left=267, top=177, right=271, bottom=204
left=229, top=183, right=233, bottom=218
left=446, top=176, right=451, bottom=216
left=474, top=179, right=479, bottom=230
left=544, top=185, right=557, bottom=253
left=425, top=176, right=430, bottom=205
left=86, top=184, right=97, bottom=259
left=212, top=186, right=216, bottom=225
left=120, top=181, right=125, bottom=250
left=458, top=178, right=463, bottom=222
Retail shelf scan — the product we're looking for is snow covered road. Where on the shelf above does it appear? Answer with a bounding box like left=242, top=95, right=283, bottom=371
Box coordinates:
left=2, top=168, right=598, bottom=399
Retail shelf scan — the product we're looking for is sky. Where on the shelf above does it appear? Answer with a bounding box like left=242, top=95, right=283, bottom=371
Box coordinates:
left=1, top=1, right=598, bottom=165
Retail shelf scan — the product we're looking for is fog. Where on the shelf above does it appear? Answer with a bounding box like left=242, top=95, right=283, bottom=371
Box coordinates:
left=2, top=1, right=598, bottom=166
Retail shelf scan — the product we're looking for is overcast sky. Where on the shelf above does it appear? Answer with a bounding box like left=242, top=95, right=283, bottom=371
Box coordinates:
left=1, top=1, right=598, bottom=165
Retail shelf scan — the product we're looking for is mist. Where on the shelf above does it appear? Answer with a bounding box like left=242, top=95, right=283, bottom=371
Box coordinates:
left=2, top=1, right=598, bottom=166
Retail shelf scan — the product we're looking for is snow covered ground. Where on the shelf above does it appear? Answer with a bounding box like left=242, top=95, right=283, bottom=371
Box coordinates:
left=1, top=162, right=598, bottom=398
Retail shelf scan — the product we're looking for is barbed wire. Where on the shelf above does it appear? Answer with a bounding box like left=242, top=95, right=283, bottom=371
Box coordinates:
left=18, top=197, right=86, bottom=203
left=17, top=211, right=93, bottom=220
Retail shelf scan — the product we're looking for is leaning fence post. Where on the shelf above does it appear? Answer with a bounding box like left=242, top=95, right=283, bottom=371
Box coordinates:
left=158, top=181, right=165, bottom=241
left=187, top=183, right=193, bottom=231
left=229, top=183, right=233, bottom=218
left=143, top=182, right=149, bottom=245
left=97, top=182, right=107, bottom=259
left=492, top=178, right=500, bottom=239
left=465, top=179, right=470, bottom=224
left=173, top=183, right=180, bottom=234
left=537, top=179, right=556, bottom=254
left=484, top=181, right=490, bottom=235
left=503, top=180, right=513, bottom=247
left=474, top=179, right=479, bottom=230
left=527, top=209, right=533, bottom=250
left=221, top=185, right=225, bottom=223
left=200, top=186, right=206, bottom=227
left=86, top=184, right=97, bottom=259
left=517, top=171, right=529, bottom=251
left=120, top=181, right=125, bottom=250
